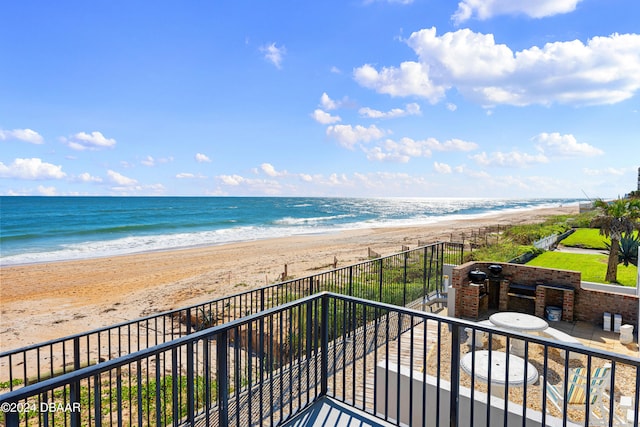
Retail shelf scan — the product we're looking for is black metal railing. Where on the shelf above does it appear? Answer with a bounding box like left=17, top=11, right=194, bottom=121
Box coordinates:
left=0, top=242, right=464, bottom=393
left=1, top=293, right=638, bottom=427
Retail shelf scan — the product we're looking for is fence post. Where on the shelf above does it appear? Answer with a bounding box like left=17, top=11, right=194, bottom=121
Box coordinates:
left=450, top=325, right=461, bottom=427
left=320, top=294, right=329, bottom=397
left=306, top=300, right=313, bottom=362
left=217, top=330, right=229, bottom=427
left=403, top=252, right=408, bottom=306
left=70, top=336, right=81, bottom=427
left=422, top=246, right=428, bottom=310
left=203, top=339, right=212, bottom=426
left=438, top=243, right=445, bottom=294
left=186, top=339, right=195, bottom=424
left=171, top=349, right=179, bottom=426
left=378, top=259, right=384, bottom=302
left=4, top=405, right=18, bottom=426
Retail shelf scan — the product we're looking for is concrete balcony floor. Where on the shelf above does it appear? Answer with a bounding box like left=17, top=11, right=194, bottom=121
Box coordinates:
left=452, top=303, right=639, bottom=357
left=548, top=317, right=639, bottom=357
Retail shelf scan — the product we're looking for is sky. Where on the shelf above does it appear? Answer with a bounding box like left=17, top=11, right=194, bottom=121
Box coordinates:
left=1, top=0, right=639, bottom=199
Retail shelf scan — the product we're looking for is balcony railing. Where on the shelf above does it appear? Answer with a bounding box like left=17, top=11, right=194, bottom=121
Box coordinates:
left=2, top=292, right=638, bottom=427
left=0, top=242, right=463, bottom=394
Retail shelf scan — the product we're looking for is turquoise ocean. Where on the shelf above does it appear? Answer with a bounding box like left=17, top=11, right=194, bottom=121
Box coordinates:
left=0, top=197, right=581, bottom=266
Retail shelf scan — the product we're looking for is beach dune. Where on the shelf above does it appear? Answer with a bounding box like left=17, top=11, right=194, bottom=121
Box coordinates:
left=0, top=205, right=576, bottom=353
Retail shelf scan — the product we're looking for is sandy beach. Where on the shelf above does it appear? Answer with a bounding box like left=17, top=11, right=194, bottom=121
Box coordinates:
left=0, top=205, right=577, bottom=353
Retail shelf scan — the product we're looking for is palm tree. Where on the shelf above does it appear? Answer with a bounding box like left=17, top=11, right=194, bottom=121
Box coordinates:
left=590, top=198, right=640, bottom=283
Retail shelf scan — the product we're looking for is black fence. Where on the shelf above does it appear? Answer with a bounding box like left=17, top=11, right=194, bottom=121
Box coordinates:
left=0, top=242, right=464, bottom=395
left=1, top=292, right=638, bottom=427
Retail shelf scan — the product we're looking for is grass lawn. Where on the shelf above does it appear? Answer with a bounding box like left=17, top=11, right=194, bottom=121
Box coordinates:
left=560, top=228, right=610, bottom=249
left=526, top=251, right=638, bottom=286
left=561, top=228, right=639, bottom=250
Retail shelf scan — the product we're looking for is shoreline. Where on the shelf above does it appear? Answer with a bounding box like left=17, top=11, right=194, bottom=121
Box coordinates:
left=0, top=201, right=580, bottom=268
left=0, top=204, right=577, bottom=352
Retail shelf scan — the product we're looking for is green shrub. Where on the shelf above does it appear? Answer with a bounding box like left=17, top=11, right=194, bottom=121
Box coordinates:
left=504, top=224, right=563, bottom=245
left=606, top=232, right=640, bottom=266
left=465, top=243, right=541, bottom=263
left=564, top=211, right=598, bottom=228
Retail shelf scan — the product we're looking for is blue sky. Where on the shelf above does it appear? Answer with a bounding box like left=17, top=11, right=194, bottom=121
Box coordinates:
left=1, top=0, right=639, bottom=198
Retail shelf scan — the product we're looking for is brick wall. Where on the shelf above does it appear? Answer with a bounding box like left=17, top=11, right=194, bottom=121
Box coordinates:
left=451, top=262, right=638, bottom=326
left=451, top=263, right=486, bottom=319
left=575, top=288, right=638, bottom=325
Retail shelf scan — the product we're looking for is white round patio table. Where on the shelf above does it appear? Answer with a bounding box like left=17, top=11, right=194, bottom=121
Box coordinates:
left=489, top=312, right=548, bottom=356
left=460, top=350, right=538, bottom=399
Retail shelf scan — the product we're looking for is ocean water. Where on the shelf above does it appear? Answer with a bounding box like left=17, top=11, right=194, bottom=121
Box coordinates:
left=0, top=196, right=580, bottom=266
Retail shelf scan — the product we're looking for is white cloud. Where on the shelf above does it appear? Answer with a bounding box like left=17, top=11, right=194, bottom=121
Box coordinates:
left=218, top=174, right=246, bottom=186
left=140, top=155, right=172, bottom=167
left=446, top=103, right=458, bottom=111
left=466, top=169, right=491, bottom=179
left=106, top=182, right=165, bottom=195
left=429, top=138, right=478, bottom=152
left=261, top=163, right=287, bottom=177
left=318, top=92, right=353, bottom=112
left=320, top=93, right=339, bottom=110
left=408, top=28, right=516, bottom=80
left=453, top=0, right=583, bottom=24
left=37, top=185, right=58, bottom=196
left=141, top=156, right=155, bottom=167
left=77, top=172, right=103, bottom=183
left=434, top=162, right=453, bottom=174
left=359, top=102, right=421, bottom=119
left=0, top=128, right=44, bottom=144
left=381, top=138, right=432, bottom=160
left=365, top=146, right=411, bottom=163
left=209, top=166, right=578, bottom=197
left=362, top=136, right=476, bottom=163
left=326, top=124, right=387, bottom=149
left=215, top=174, right=283, bottom=195
left=0, top=158, right=66, bottom=179
left=260, top=42, right=286, bottom=69
left=311, top=109, right=341, bottom=124
left=355, top=27, right=640, bottom=107
left=533, top=132, right=604, bottom=157
left=176, top=172, right=206, bottom=179
left=195, top=153, right=212, bottom=163
left=583, top=167, right=626, bottom=176
left=107, top=170, right=138, bottom=186
left=325, top=129, right=478, bottom=163
left=330, top=66, right=341, bottom=74
left=354, top=62, right=446, bottom=103
left=62, top=131, right=116, bottom=151
left=470, top=151, right=549, bottom=167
